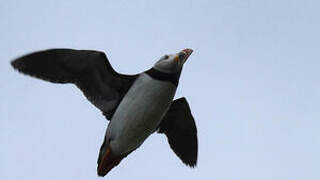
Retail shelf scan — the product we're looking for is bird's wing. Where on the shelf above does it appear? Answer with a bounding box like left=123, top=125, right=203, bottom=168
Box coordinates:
left=11, top=49, right=139, bottom=120
left=158, top=97, right=198, bottom=167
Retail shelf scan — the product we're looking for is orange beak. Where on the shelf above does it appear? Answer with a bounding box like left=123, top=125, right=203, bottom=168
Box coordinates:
left=182, top=48, right=193, bottom=59
left=175, top=48, right=193, bottom=62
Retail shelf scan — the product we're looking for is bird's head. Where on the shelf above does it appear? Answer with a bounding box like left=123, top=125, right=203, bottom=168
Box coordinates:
left=153, top=48, right=193, bottom=74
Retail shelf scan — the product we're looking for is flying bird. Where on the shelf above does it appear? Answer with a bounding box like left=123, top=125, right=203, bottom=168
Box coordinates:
left=11, top=48, right=198, bottom=176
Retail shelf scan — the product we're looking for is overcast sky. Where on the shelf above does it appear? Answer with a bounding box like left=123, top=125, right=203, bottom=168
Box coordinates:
left=1, top=0, right=320, bottom=180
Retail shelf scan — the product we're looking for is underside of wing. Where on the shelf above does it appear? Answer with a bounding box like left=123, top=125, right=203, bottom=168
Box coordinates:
left=11, top=49, right=139, bottom=120
left=158, top=97, right=198, bottom=167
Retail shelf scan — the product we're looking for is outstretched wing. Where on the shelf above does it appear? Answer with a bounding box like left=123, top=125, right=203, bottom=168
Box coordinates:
left=158, top=97, right=198, bottom=167
left=11, top=49, right=139, bottom=120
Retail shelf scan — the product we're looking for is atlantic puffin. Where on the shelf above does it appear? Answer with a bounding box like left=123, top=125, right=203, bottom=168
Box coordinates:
left=11, top=48, right=198, bottom=176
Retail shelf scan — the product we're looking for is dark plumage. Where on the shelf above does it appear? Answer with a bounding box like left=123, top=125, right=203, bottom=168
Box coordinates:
left=11, top=48, right=198, bottom=176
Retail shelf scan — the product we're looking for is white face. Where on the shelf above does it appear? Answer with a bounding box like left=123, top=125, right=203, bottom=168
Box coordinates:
left=153, top=49, right=193, bottom=74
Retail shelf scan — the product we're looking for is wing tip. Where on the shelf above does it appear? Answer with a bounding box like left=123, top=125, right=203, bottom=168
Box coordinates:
left=11, top=58, right=28, bottom=75
left=187, top=163, right=197, bottom=168
left=11, top=58, right=21, bottom=70
left=180, top=151, right=198, bottom=168
left=184, top=158, right=198, bottom=168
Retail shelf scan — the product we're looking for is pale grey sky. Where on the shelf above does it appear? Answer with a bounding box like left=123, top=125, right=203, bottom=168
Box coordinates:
left=1, top=0, right=320, bottom=180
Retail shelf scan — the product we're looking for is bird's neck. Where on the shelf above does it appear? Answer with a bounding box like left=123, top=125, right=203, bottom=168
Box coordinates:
left=145, top=68, right=181, bottom=87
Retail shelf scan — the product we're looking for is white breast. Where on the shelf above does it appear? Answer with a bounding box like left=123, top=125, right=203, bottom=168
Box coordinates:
left=106, top=73, right=176, bottom=156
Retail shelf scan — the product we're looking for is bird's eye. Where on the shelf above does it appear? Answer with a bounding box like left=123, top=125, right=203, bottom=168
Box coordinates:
left=163, top=55, right=169, bottom=59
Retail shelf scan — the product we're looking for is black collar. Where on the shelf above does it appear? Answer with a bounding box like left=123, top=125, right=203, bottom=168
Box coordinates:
left=145, top=68, right=181, bottom=87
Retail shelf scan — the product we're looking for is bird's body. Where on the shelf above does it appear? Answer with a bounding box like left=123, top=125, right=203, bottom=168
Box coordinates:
left=11, top=48, right=198, bottom=177
left=107, top=73, right=176, bottom=156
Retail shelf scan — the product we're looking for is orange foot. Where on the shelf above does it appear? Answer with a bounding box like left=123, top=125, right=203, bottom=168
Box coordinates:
left=97, top=145, right=125, bottom=177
